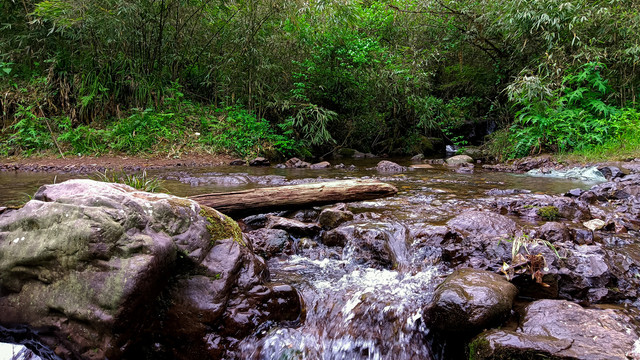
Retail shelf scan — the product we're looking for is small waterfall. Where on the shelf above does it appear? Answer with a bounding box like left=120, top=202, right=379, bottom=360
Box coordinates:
left=237, top=255, right=439, bottom=360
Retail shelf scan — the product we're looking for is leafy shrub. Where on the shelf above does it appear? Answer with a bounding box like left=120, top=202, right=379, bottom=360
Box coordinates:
left=57, top=119, right=108, bottom=155
left=199, top=106, right=305, bottom=159
left=8, top=105, right=53, bottom=155
left=108, top=108, right=181, bottom=154
left=507, top=62, right=638, bottom=158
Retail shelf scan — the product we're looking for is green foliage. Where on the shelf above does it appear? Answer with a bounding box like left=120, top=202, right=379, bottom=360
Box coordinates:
left=108, top=108, right=180, bottom=154
left=8, top=105, right=53, bottom=154
left=507, top=62, right=638, bottom=158
left=2, top=0, right=640, bottom=158
left=199, top=106, right=306, bottom=159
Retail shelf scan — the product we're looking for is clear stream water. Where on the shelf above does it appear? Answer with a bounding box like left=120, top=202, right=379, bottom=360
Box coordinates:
left=0, top=159, right=601, bottom=360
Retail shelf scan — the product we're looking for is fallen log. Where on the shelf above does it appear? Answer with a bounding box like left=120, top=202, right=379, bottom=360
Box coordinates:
left=189, top=179, right=398, bottom=217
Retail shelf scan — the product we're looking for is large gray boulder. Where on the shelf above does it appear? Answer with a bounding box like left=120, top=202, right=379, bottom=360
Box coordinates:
left=470, top=299, right=640, bottom=360
left=0, top=179, right=301, bottom=359
left=425, top=268, right=518, bottom=334
left=445, top=155, right=473, bottom=166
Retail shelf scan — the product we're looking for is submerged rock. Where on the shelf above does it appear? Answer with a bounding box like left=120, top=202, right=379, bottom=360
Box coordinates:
left=426, top=268, right=518, bottom=334
left=0, top=179, right=301, bottom=359
left=471, top=299, right=639, bottom=360
left=342, top=222, right=410, bottom=269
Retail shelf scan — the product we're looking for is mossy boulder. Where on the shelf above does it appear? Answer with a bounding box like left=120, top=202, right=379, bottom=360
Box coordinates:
left=0, top=179, right=301, bottom=359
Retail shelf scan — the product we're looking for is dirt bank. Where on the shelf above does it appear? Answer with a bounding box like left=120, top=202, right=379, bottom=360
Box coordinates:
left=0, top=153, right=234, bottom=174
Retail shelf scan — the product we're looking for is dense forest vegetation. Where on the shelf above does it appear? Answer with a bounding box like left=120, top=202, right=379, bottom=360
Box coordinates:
left=1, top=0, right=639, bottom=160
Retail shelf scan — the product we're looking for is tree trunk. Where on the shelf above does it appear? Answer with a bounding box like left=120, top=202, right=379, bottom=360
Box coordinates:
left=189, top=180, right=398, bottom=217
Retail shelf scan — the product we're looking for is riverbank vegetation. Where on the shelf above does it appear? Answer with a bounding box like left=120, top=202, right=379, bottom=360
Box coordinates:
left=1, top=0, right=639, bottom=160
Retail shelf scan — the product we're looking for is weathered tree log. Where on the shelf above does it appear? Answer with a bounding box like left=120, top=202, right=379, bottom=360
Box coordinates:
left=189, top=180, right=398, bottom=216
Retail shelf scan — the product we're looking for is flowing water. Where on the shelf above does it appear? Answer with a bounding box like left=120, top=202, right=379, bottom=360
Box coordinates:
left=0, top=159, right=602, bottom=359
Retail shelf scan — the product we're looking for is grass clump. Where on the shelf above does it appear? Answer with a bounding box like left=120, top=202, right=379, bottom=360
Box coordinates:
left=94, top=169, right=165, bottom=193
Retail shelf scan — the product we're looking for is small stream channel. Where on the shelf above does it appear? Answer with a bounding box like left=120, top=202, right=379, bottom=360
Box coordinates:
left=0, top=159, right=602, bottom=359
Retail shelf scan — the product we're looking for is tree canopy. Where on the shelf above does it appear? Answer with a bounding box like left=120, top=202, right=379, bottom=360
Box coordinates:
left=1, top=0, right=639, bottom=159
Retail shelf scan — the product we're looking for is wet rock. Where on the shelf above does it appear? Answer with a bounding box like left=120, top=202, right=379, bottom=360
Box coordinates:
left=470, top=299, right=639, bottom=360
left=343, top=222, right=410, bottom=269
left=290, top=209, right=320, bottom=223
left=284, top=157, right=311, bottom=168
left=376, top=160, right=407, bottom=173
left=246, top=228, right=293, bottom=258
left=249, top=157, right=270, bottom=167
left=598, top=166, right=624, bottom=180
left=310, top=161, right=331, bottom=169
left=321, top=227, right=351, bottom=247
left=411, top=154, right=425, bottom=162
left=447, top=211, right=518, bottom=239
left=589, top=174, right=640, bottom=200
left=527, top=166, right=607, bottom=182
left=558, top=245, right=617, bottom=303
left=492, top=194, right=591, bottom=222
left=240, top=213, right=269, bottom=231
left=486, top=188, right=531, bottom=196
left=573, top=228, right=594, bottom=245
left=445, top=155, right=473, bottom=166
left=221, top=283, right=302, bottom=339
left=565, top=188, right=584, bottom=197
left=454, top=163, right=474, bottom=173
left=482, top=155, right=560, bottom=173
left=318, top=204, right=354, bottom=229
left=537, top=222, right=572, bottom=243
left=266, top=215, right=321, bottom=237
left=425, top=268, right=518, bottom=334
left=229, top=159, right=246, bottom=166
left=0, top=179, right=301, bottom=359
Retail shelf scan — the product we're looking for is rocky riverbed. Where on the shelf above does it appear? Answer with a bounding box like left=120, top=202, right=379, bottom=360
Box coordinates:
left=2, top=157, right=640, bottom=359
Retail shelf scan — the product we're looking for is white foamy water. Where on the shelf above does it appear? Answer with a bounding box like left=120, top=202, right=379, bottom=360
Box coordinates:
left=238, top=256, right=439, bottom=360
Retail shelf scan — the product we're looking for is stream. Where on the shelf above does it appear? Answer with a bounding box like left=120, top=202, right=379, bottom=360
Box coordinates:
left=0, top=159, right=603, bottom=359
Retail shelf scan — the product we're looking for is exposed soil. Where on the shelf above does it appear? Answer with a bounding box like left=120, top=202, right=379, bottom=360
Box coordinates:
left=0, top=153, right=235, bottom=174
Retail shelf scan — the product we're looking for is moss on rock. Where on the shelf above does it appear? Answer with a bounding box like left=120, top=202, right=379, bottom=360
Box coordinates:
left=199, top=206, right=245, bottom=247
